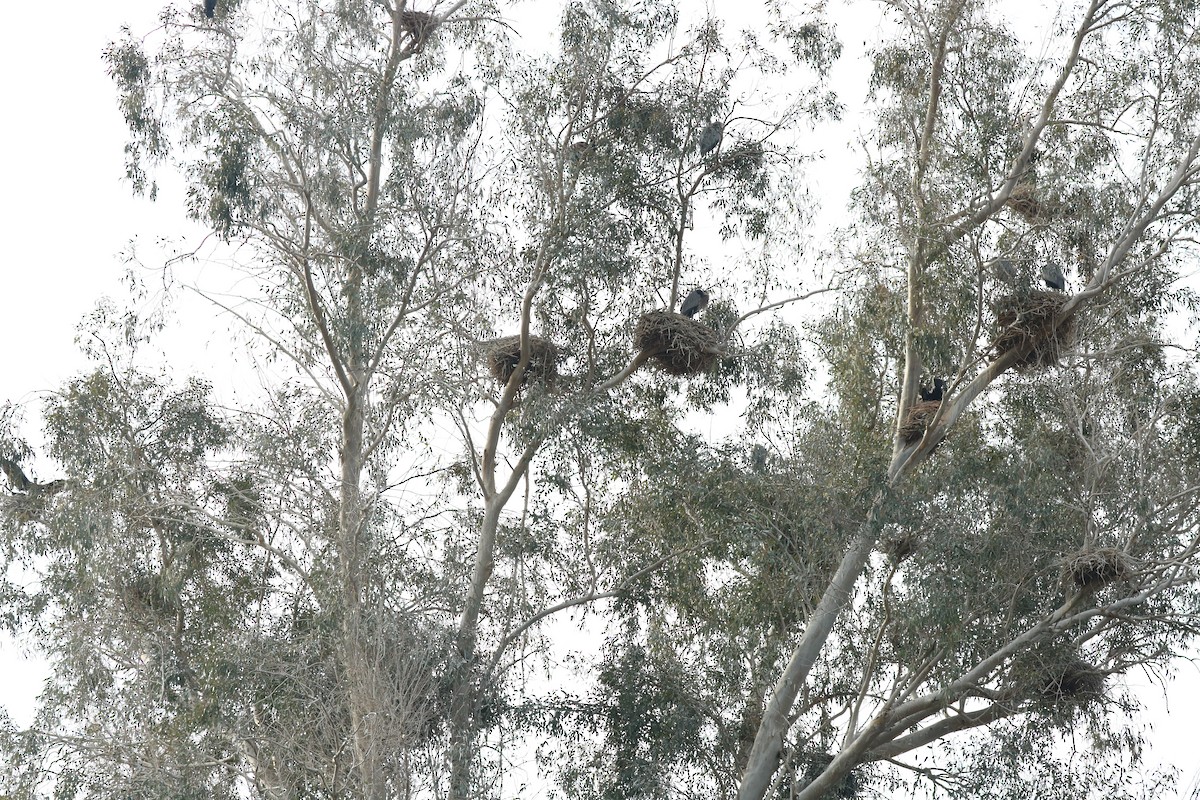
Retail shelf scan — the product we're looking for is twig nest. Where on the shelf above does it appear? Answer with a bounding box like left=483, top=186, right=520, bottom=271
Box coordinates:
left=634, top=310, right=724, bottom=376
left=993, top=290, right=1075, bottom=369
left=881, top=530, right=919, bottom=564
left=900, top=401, right=941, bottom=444
left=1060, top=545, right=1133, bottom=591
left=1040, top=658, right=1106, bottom=703
left=484, top=335, right=558, bottom=385
left=1006, top=183, right=1044, bottom=223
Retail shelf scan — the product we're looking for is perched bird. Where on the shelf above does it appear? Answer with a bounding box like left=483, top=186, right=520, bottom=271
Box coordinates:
left=1041, top=261, right=1066, bottom=291
left=919, top=378, right=946, bottom=403
left=0, top=457, right=31, bottom=492
left=989, top=257, right=1018, bottom=282
left=204, top=0, right=217, bottom=18
left=698, top=121, right=723, bottom=156
left=679, top=288, right=710, bottom=318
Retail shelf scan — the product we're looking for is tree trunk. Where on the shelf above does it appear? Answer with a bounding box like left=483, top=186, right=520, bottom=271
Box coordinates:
left=737, top=487, right=890, bottom=800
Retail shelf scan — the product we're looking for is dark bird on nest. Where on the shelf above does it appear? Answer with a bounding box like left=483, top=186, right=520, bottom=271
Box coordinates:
left=204, top=0, right=217, bottom=18
left=0, top=457, right=32, bottom=492
left=919, top=378, right=946, bottom=403
left=1041, top=261, right=1066, bottom=291
left=698, top=122, right=723, bottom=156
left=679, top=288, right=710, bottom=318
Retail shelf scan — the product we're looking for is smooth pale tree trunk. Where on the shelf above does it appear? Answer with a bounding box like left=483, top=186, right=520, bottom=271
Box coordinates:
left=735, top=487, right=890, bottom=800
left=338, top=393, right=390, bottom=800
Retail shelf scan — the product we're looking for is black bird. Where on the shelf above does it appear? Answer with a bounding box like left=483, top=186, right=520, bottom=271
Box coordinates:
left=1041, top=261, right=1066, bottom=291
left=0, top=457, right=31, bottom=492
left=919, top=378, right=946, bottom=403
left=204, top=0, right=217, bottom=18
left=679, top=288, right=710, bottom=318
left=698, top=122, right=723, bottom=156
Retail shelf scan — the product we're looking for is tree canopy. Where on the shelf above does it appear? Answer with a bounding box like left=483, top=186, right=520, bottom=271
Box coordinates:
left=3, top=0, right=1200, bottom=798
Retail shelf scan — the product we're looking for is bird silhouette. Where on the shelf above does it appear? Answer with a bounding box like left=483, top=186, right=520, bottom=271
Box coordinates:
left=698, top=122, right=723, bottom=156
left=919, top=378, right=946, bottom=403
left=0, top=457, right=31, bottom=492
left=990, top=257, right=1018, bottom=282
left=204, top=0, right=216, bottom=18
left=680, top=288, right=710, bottom=318
left=1041, top=261, right=1066, bottom=291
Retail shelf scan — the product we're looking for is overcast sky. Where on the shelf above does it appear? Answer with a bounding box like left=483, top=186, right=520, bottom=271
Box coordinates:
left=1, top=1, right=1198, bottom=796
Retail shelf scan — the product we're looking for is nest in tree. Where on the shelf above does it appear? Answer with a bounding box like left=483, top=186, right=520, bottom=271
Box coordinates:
left=900, top=401, right=941, bottom=444
left=881, top=530, right=919, bottom=564
left=1040, top=658, right=1106, bottom=703
left=400, top=10, right=435, bottom=46
left=993, top=291, right=1075, bottom=368
left=634, top=310, right=724, bottom=376
left=1060, top=546, right=1133, bottom=591
left=484, top=335, right=559, bottom=385
left=1006, top=183, right=1045, bottom=223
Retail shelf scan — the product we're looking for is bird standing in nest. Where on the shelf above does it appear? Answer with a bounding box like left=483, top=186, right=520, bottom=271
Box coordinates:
left=919, top=378, right=946, bottom=402
left=680, top=288, right=710, bottom=318
left=698, top=122, right=723, bottom=157
left=1041, top=261, right=1066, bottom=291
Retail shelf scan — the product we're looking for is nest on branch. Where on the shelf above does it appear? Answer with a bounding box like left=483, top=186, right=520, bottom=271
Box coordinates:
left=1039, top=658, right=1106, bottom=703
left=881, top=530, right=919, bottom=564
left=634, top=311, right=724, bottom=376
left=1060, top=546, right=1133, bottom=591
left=484, top=335, right=559, bottom=386
left=993, top=291, right=1075, bottom=369
left=1006, top=183, right=1046, bottom=223
left=900, top=401, right=941, bottom=444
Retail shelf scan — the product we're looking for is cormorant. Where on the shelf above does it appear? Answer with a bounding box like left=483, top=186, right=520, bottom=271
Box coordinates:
left=204, top=0, right=216, bottom=18
left=919, top=378, right=946, bottom=403
left=698, top=122, right=723, bottom=156
left=1041, top=261, right=1066, bottom=291
left=679, top=288, right=710, bottom=318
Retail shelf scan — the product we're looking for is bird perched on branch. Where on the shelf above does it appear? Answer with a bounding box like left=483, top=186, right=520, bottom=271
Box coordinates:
left=919, top=378, right=946, bottom=403
left=204, top=0, right=216, bottom=18
left=0, top=457, right=31, bottom=492
left=1041, top=261, right=1066, bottom=291
left=679, top=288, right=710, bottom=318
left=989, top=257, right=1018, bottom=283
left=698, top=122, right=723, bottom=156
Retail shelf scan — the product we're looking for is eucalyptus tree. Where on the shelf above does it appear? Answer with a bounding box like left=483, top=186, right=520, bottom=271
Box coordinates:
left=0, top=0, right=825, bottom=798
left=547, top=0, right=1200, bottom=798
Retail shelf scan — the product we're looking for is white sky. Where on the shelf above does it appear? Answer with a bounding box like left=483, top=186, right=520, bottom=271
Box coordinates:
left=0, top=0, right=1198, bottom=796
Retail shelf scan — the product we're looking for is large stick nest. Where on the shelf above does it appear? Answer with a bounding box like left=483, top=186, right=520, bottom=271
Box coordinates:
left=634, top=311, right=724, bottom=376
left=1040, top=658, right=1106, bottom=703
left=993, top=290, right=1075, bottom=369
left=1006, top=183, right=1045, bottom=223
left=484, top=335, right=559, bottom=385
left=900, top=401, right=941, bottom=444
left=1060, top=546, right=1134, bottom=591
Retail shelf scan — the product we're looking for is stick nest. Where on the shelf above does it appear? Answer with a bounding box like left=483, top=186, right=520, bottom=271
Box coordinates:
left=1060, top=546, right=1133, bottom=591
left=881, top=530, right=919, bottom=564
left=1006, top=183, right=1045, bottom=223
left=634, top=311, right=724, bottom=376
left=1040, top=658, right=1106, bottom=703
left=993, top=291, right=1075, bottom=369
left=484, top=335, right=559, bottom=385
left=900, top=401, right=941, bottom=444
